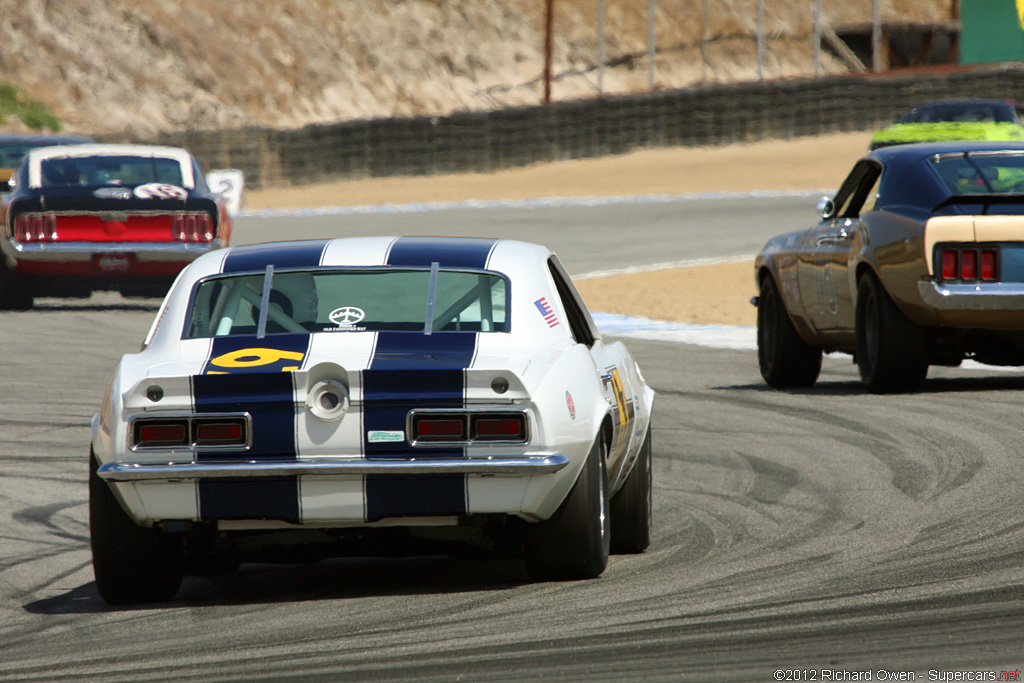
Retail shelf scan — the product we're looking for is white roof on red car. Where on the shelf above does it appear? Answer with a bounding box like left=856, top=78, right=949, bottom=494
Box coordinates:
left=23, top=144, right=195, bottom=189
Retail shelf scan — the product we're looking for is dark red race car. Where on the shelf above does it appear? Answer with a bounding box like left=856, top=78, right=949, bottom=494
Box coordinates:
left=1, top=143, right=232, bottom=309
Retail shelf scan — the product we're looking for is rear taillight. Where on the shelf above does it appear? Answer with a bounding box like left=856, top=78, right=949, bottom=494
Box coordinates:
left=134, top=420, right=189, bottom=448
left=172, top=213, right=214, bottom=243
left=13, top=213, right=58, bottom=242
left=193, top=419, right=247, bottom=446
left=412, top=416, right=467, bottom=442
left=938, top=246, right=999, bottom=283
left=409, top=411, right=528, bottom=445
left=132, top=415, right=248, bottom=450
left=980, top=250, right=997, bottom=281
left=473, top=417, right=525, bottom=440
left=941, top=249, right=957, bottom=280
left=960, top=250, right=977, bottom=280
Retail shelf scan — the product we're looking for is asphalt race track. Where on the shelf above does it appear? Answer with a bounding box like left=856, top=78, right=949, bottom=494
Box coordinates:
left=1, top=196, right=1023, bottom=682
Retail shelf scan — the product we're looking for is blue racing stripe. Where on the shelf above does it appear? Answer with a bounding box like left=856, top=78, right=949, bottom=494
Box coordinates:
left=365, top=475, right=466, bottom=523
left=385, top=236, right=497, bottom=269
left=193, top=371, right=299, bottom=459
left=192, top=370, right=302, bottom=523
left=198, top=479, right=300, bottom=523
left=362, top=334, right=477, bottom=459
left=221, top=239, right=331, bottom=273
left=369, top=331, right=476, bottom=369
left=193, top=333, right=311, bottom=523
left=362, top=238, right=491, bottom=520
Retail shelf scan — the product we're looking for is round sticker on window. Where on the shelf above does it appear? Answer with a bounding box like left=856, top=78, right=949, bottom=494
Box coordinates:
left=329, top=306, right=365, bottom=328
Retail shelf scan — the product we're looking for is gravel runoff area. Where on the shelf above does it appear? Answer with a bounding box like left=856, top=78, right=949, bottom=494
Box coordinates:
left=244, top=131, right=874, bottom=327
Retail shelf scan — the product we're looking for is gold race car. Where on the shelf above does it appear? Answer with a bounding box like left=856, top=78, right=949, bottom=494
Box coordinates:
left=755, top=141, right=1024, bottom=393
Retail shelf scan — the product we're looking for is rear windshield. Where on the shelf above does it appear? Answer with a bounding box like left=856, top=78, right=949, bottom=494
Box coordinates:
left=185, top=268, right=509, bottom=338
left=39, top=155, right=184, bottom=188
left=930, top=152, right=1024, bottom=195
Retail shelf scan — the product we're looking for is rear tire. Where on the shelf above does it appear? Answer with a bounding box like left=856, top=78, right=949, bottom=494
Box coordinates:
left=757, top=275, right=821, bottom=388
left=855, top=272, right=930, bottom=394
left=610, top=425, right=652, bottom=554
left=89, top=449, right=182, bottom=604
left=523, top=437, right=610, bottom=580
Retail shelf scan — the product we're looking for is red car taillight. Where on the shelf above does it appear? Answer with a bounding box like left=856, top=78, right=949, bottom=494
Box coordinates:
left=193, top=420, right=246, bottom=446
left=960, top=250, right=977, bottom=280
left=938, top=246, right=998, bottom=283
left=134, top=420, right=189, bottom=448
left=172, top=213, right=214, bottom=243
left=133, top=416, right=248, bottom=449
left=412, top=416, right=467, bottom=442
left=941, top=249, right=957, bottom=280
left=980, top=250, right=997, bottom=281
left=14, top=213, right=58, bottom=242
left=409, top=412, right=528, bottom=445
left=473, top=417, right=526, bottom=440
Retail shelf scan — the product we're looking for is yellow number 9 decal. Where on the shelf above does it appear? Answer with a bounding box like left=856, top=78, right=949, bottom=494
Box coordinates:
left=210, top=347, right=305, bottom=370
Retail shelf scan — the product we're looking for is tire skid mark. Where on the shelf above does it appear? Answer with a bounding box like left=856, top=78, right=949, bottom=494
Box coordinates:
left=644, top=390, right=860, bottom=603
left=0, top=418, right=84, bottom=428
left=670, top=384, right=987, bottom=501
left=736, top=452, right=799, bottom=504
left=645, top=470, right=846, bottom=606
left=13, top=501, right=89, bottom=542
left=641, top=369, right=1024, bottom=617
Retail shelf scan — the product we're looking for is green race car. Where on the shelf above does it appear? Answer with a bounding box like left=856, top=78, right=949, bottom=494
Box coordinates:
left=870, top=98, right=1024, bottom=150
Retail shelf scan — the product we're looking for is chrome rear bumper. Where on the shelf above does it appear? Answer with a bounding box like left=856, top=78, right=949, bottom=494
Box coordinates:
left=97, top=454, right=570, bottom=482
left=10, top=239, right=226, bottom=262
left=918, top=280, right=1024, bottom=311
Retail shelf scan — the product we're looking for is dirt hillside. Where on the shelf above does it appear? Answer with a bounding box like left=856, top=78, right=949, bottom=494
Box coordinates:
left=1, top=0, right=952, bottom=138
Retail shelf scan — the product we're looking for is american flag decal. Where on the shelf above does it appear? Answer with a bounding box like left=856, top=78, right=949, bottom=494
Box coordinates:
left=534, top=297, right=559, bottom=327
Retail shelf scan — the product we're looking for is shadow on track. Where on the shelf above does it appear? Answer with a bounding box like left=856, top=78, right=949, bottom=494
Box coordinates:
left=712, top=374, right=1024, bottom=396
left=24, top=555, right=532, bottom=614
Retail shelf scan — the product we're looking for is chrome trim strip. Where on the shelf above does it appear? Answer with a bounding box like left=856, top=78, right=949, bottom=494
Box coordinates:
left=918, top=280, right=1024, bottom=310
left=97, top=454, right=570, bottom=481
left=10, top=239, right=227, bottom=260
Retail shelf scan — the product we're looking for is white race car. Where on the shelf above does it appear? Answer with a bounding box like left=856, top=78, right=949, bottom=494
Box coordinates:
left=90, top=237, right=655, bottom=604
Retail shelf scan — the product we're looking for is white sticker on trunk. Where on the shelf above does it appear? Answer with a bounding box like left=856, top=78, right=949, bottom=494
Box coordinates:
left=367, top=430, right=405, bottom=443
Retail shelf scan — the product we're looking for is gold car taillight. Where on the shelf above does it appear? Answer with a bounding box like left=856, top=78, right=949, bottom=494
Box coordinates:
left=939, top=246, right=999, bottom=283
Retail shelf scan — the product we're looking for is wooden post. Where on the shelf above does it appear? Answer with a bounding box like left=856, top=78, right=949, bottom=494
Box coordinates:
left=757, top=0, right=765, bottom=80
left=544, top=0, right=554, bottom=103
left=872, top=0, right=883, bottom=72
left=598, top=0, right=606, bottom=94
left=648, top=0, right=656, bottom=90
left=814, top=0, right=822, bottom=76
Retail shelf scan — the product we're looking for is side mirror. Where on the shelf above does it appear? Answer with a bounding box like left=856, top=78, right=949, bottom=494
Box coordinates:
left=816, top=196, right=835, bottom=219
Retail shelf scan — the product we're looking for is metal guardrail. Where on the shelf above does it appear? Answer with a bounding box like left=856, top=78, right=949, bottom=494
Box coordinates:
left=101, top=63, right=1024, bottom=190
